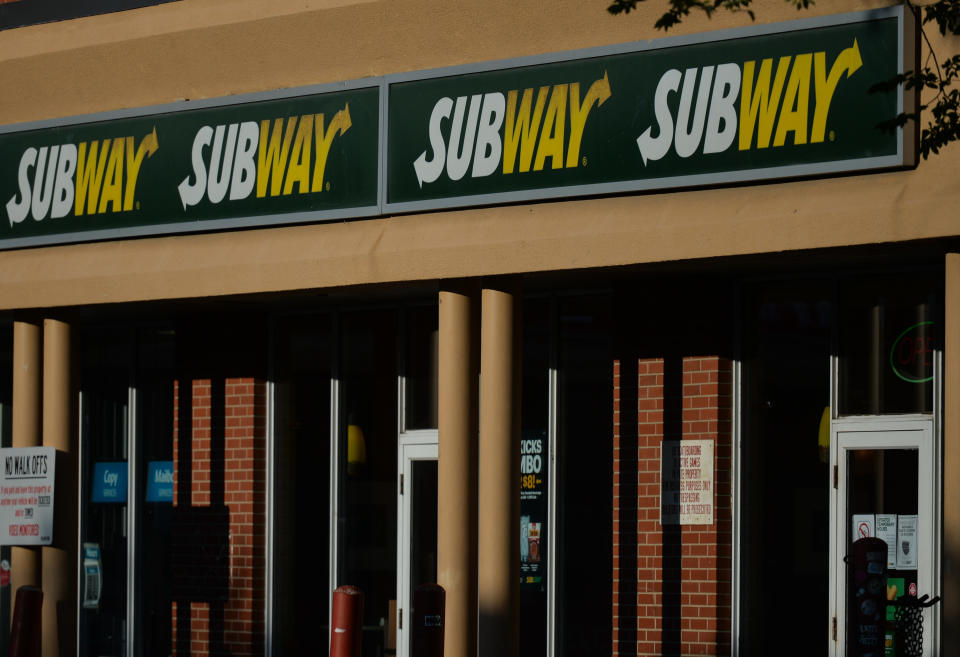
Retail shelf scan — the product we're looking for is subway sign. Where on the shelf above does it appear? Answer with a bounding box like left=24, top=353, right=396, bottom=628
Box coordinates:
left=0, top=7, right=913, bottom=248
left=0, top=84, right=381, bottom=247
left=386, top=7, right=914, bottom=210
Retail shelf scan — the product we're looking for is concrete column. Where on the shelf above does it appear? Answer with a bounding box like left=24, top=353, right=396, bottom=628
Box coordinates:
left=41, top=319, right=75, bottom=657
left=944, top=254, right=960, bottom=655
left=11, top=320, right=42, bottom=602
left=477, top=281, right=521, bottom=657
left=437, top=280, right=479, bottom=657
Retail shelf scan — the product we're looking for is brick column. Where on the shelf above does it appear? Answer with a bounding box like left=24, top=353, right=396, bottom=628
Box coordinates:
left=172, top=377, right=266, bottom=657
left=613, top=356, right=733, bottom=657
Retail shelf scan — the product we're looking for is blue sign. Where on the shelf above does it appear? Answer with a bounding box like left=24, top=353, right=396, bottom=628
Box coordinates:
left=91, top=462, right=127, bottom=503
left=145, top=461, right=174, bottom=503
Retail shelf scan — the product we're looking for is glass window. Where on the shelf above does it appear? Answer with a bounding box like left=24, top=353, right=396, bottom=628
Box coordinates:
left=520, top=298, right=550, bottom=657
left=134, top=328, right=177, bottom=657
left=338, top=309, right=399, bottom=657
left=555, top=294, right=612, bottom=657
left=79, top=328, right=132, bottom=657
left=739, top=283, right=832, bottom=657
left=273, top=316, right=333, bottom=655
left=838, top=273, right=940, bottom=416
left=404, top=306, right=438, bottom=431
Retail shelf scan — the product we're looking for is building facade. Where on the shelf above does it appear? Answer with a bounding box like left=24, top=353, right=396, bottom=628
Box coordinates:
left=0, top=1, right=957, bottom=656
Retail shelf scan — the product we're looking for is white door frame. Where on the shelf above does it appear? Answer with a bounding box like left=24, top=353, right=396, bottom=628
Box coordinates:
left=829, top=416, right=937, bottom=657
left=396, top=430, right=438, bottom=657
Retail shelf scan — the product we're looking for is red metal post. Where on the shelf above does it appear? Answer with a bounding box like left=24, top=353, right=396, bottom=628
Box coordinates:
left=331, top=585, right=364, bottom=657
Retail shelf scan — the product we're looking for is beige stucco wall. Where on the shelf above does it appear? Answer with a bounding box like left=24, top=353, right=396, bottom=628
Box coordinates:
left=0, top=0, right=957, bottom=309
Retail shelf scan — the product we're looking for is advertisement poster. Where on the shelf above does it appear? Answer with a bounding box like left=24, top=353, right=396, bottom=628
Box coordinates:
left=0, top=447, right=55, bottom=545
left=520, top=430, right=547, bottom=587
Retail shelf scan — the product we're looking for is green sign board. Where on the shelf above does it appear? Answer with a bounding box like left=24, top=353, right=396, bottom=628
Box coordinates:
left=0, top=83, right=380, bottom=247
left=386, top=7, right=913, bottom=210
left=0, top=8, right=913, bottom=249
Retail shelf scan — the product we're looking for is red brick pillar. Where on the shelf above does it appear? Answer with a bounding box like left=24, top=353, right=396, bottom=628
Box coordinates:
left=222, top=378, right=267, bottom=655
left=613, top=356, right=733, bottom=657
left=171, top=377, right=267, bottom=656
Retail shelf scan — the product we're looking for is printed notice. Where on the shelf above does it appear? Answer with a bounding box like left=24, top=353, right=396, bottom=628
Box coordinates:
left=661, top=440, right=713, bottom=525
left=876, top=514, right=897, bottom=568
left=852, top=514, right=875, bottom=541
left=0, top=447, right=55, bottom=546
left=897, top=515, right=918, bottom=569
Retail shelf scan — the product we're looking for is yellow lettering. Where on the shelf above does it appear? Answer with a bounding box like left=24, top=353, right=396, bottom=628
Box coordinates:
left=812, top=40, right=863, bottom=143
left=503, top=87, right=549, bottom=174
left=739, top=56, right=791, bottom=150
left=774, top=53, right=812, bottom=147
left=257, top=117, right=297, bottom=198
left=313, top=104, right=352, bottom=193
left=75, top=141, right=109, bottom=216
left=283, top=115, right=313, bottom=195
left=534, top=84, right=568, bottom=171
left=97, top=138, right=124, bottom=213
left=567, top=72, right=611, bottom=168
left=123, top=127, right=159, bottom=211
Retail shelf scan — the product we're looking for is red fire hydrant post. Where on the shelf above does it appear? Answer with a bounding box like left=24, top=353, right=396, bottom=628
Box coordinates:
left=8, top=585, right=42, bottom=657
left=411, top=583, right=445, bottom=657
left=331, top=585, right=364, bottom=657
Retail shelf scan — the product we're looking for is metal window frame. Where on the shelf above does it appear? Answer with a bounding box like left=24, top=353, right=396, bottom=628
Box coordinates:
left=126, top=385, right=137, bottom=657
left=546, top=295, right=558, bottom=657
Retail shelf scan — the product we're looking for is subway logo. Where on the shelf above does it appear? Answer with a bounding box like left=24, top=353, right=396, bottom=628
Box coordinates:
left=412, top=73, right=611, bottom=188
left=177, top=105, right=352, bottom=209
left=5, top=129, right=159, bottom=226
left=636, top=40, right=863, bottom=164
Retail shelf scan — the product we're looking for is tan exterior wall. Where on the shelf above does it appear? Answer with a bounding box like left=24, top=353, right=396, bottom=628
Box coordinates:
left=0, top=0, right=957, bottom=311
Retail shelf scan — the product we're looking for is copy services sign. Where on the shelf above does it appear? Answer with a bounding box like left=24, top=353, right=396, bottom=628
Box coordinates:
left=0, top=447, right=55, bottom=545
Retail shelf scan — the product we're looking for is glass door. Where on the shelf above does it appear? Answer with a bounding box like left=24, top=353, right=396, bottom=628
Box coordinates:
left=830, top=418, right=936, bottom=657
left=396, top=436, right=438, bottom=657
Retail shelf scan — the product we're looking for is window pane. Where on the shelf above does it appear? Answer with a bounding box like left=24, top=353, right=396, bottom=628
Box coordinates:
left=520, top=298, right=550, bottom=657
left=273, top=316, right=332, bottom=655
left=739, top=283, right=831, bottom=656
left=846, top=448, right=920, bottom=651
left=839, top=273, right=939, bottom=415
left=555, top=294, right=612, bottom=657
left=79, top=329, right=131, bottom=657
left=404, top=306, right=438, bottom=431
left=339, top=310, right=398, bottom=657
left=135, top=328, right=176, bottom=657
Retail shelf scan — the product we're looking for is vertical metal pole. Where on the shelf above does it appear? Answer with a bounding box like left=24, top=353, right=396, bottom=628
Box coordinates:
left=126, top=384, right=137, bottom=657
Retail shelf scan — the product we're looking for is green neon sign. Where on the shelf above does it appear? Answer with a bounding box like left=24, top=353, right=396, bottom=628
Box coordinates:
left=889, top=321, right=934, bottom=384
